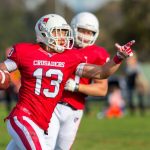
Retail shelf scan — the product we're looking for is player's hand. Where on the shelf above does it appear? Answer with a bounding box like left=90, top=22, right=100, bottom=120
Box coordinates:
left=115, top=40, right=135, bottom=59
left=113, top=40, right=135, bottom=64
left=64, top=78, right=79, bottom=92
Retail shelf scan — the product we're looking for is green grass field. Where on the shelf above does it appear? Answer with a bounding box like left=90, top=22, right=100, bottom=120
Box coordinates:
left=0, top=103, right=11, bottom=150
left=0, top=102, right=150, bottom=150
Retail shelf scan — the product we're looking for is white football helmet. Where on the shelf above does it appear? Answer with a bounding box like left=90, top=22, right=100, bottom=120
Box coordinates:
left=35, top=14, right=74, bottom=53
left=71, top=12, right=99, bottom=48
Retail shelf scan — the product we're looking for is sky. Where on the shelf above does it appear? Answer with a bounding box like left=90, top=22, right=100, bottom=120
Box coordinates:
left=23, top=0, right=121, bottom=12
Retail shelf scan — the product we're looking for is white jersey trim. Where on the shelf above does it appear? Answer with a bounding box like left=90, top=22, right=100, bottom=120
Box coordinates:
left=75, top=63, right=86, bottom=77
left=4, top=59, right=17, bottom=72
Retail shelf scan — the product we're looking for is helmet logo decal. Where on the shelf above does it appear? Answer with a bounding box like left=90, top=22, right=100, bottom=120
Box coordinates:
left=43, top=18, right=49, bottom=23
left=38, top=18, right=49, bottom=31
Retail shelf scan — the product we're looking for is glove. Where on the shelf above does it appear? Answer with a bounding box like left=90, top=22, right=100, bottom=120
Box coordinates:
left=64, top=78, right=79, bottom=92
left=113, top=40, right=135, bottom=64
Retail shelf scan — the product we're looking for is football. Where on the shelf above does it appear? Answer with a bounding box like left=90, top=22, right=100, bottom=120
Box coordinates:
left=0, top=70, right=10, bottom=90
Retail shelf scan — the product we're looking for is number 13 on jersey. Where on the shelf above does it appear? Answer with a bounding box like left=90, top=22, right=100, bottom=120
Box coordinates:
left=33, top=68, right=63, bottom=98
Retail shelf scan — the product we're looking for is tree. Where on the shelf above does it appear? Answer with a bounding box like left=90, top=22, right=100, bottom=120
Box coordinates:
left=113, top=0, right=150, bottom=62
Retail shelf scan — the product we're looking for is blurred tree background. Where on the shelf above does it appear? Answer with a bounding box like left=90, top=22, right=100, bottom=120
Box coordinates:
left=0, top=0, right=149, bottom=61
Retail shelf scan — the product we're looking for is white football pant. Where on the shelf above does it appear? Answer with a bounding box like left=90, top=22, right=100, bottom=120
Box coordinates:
left=6, top=116, right=49, bottom=150
left=45, top=103, right=83, bottom=150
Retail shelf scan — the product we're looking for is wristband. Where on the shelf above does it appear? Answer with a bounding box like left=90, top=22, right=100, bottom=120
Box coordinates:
left=113, top=55, right=123, bottom=64
left=74, top=83, right=79, bottom=92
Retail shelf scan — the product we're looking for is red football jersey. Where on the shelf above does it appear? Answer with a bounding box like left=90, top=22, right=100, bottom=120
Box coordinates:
left=6, top=43, right=85, bottom=130
left=61, top=44, right=110, bottom=109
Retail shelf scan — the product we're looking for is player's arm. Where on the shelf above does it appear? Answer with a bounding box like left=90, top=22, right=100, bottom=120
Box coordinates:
left=80, top=60, right=120, bottom=79
left=78, top=79, right=108, bottom=96
left=65, top=78, right=108, bottom=96
left=65, top=40, right=134, bottom=94
left=77, top=40, right=135, bottom=79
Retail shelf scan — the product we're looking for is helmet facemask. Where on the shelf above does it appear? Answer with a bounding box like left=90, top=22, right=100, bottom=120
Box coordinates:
left=48, top=27, right=74, bottom=53
left=74, top=27, right=98, bottom=48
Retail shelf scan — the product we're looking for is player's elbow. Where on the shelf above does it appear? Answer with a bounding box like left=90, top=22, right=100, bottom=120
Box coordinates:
left=102, top=90, right=108, bottom=96
left=98, top=89, right=107, bottom=97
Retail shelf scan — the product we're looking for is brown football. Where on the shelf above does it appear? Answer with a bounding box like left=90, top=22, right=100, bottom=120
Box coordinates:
left=0, top=70, right=10, bottom=90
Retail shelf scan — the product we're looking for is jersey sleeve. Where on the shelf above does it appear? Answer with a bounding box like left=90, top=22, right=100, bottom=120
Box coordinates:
left=6, top=44, right=24, bottom=70
left=4, top=45, right=20, bottom=72
left=7, top=45, right=19, bottom=65
left=95, top=47, right=110, bottom=65
left=79, top=45, right=110, bottom=66
left=4, top=59, right=18, bottom=72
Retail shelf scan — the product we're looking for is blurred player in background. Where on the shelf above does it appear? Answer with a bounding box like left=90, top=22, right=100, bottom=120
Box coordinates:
left=0, top=13, right=134, bottom=150
left=125, top=53, right=148, bottom=115
left=45, top=12, right=129, bottom=150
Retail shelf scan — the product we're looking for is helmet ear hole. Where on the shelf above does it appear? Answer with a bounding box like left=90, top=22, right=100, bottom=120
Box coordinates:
left=41, top=33, right=46, bottom=37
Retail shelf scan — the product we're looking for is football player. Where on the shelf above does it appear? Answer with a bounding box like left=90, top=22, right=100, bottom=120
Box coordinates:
left=46, top=12, right=135, bottom=150
left=46, top=12, right=110, bottom=150
left=0, top=13, right=134, bottom=150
